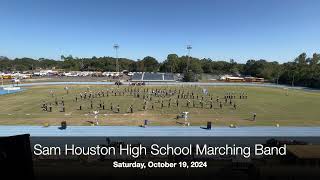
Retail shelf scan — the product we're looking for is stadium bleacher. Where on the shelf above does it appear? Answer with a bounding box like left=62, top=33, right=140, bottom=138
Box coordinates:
left=143, top=73, right=163, bottom=81
left=164, top=73, right=174, bottom=81
left=131, top=72, right=175, bottom=82
left=132, top=73, right=143, bottom=81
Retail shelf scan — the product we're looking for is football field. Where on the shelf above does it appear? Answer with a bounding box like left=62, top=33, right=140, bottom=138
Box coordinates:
left=0, top=84, right=320, bottom=126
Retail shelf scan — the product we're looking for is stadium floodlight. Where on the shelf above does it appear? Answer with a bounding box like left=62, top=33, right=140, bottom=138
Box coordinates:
left=187, top=45, right=192, bottom=52
left=186, top=45, right=192, bottom=72
left=113, top=44, right=120, bottom=73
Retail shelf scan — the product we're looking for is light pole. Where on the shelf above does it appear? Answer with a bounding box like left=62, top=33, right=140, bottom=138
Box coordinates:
left=186, top=45, right=192, bottom=72
left=113, top=44, right=120, bottom=73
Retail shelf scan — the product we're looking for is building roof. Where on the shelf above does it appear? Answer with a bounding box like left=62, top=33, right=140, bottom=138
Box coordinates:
left=226, top=77, right=244, bottom=80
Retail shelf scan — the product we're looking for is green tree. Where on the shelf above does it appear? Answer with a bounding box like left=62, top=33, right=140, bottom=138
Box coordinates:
left=140, top=56, right=159, bottom=72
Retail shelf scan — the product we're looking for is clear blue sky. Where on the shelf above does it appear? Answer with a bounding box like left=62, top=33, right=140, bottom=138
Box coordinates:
left=0, top=0, right=319, bottom=62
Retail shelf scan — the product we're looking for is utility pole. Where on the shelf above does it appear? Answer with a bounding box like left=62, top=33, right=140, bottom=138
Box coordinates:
left=113, top=44, right=120, bottom=73
left=186, top=45, right=192, bottom=72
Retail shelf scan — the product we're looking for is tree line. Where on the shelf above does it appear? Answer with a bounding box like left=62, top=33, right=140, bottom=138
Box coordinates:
left=0, top=53, right=319, bottom=88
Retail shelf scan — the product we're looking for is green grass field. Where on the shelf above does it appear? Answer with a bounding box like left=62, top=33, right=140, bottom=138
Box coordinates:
left=0, top=84, right=320, bottom=126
